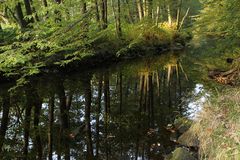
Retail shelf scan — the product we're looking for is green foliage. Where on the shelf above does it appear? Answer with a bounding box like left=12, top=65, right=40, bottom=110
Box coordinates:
left=0, top=0, right=197, bottom=81
left=195, top=0, right=240, bottom=40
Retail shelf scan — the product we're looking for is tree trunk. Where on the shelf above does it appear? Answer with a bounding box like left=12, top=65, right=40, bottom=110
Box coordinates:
left=57, top=82, right=70, bottom=160
left=95, top=0, right=100, bottom=22
left=23, top=98, right=32, bottom=160
left=0, top=94, right=10, bottom=156
left=23, top=0, right=34, bottom=23
left=148, top=74, right=154, bottom=127
left=33, top=95, right=43, bottom=160
left=137, top=0, right=144, bottom=20
left=167, top=5, right=172, bottom=27
left=178, top=7, right=190, bottom=31
left=156, top=6, right=160, bottom=25
left=84, top=76, right=94, bottom=160
left=48, top=96, right=54, bottom=160
left=176, top=0, right=183, bottom=29
left=96, top=75, right=103, bottom=159
left=111, top=0, right=122, bottom=37
left=101, top=0, right=108, bottom=29
left=104, top=72, right=110, bottom=159
left=119, top=73, right=123, bottom=113
left=117, top=0, right=122, bottom=37
left=29, top=0, right=39, bottom=22
left=104, top=72, right=110, bottom=117
left=15, top=3, right=27, bottom=29
left=143, top=0, right=147, bottom=17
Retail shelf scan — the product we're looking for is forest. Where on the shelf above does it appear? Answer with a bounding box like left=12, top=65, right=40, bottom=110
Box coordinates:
left=0, top=0, right=240, bottom=160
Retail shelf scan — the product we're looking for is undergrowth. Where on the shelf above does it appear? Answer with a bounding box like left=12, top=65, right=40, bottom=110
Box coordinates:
left=0, top=21, right=187, bottom=81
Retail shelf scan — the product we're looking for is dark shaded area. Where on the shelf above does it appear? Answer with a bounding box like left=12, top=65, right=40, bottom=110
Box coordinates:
left=0, top=52, right=197, bottom=159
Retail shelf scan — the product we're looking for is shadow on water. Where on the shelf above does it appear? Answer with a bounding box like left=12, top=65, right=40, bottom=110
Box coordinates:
left=0, top=51, right=206, bottom=160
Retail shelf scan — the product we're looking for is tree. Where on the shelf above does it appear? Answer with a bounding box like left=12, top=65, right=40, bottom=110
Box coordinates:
left=23, top=0, right=34, bottom=23
left=15, top=2, right=27, bottom=29
left=101, top=0, right=108, bottom=29
left=0, top=94, right=10, bottom=156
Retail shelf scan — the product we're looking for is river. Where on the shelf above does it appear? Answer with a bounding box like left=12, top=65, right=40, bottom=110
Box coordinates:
left=0, top=50, right=208, bottom=159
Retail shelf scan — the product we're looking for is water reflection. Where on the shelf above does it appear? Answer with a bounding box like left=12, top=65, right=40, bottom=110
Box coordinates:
left=0, top=53, right=201, bottom=159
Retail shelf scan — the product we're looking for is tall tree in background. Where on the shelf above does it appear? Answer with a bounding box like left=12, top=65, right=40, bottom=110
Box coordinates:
left=112, top=0, right=122, bottom=37
left=23, top=0, right=33, bottom=24
left=0, top=94, right=10, bottom=157
left=94, top=0, right=100, bottom=23
left=15, top=2, right=27, bottom=29
left=101, top=0, right=108, bottom=29
left=137, top=0, right=144, bottom=20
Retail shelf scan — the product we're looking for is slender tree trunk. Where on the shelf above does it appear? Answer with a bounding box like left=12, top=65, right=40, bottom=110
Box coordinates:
left=57, top=82, right=70, bottom=160
left=143, top=0, right=147, bottom=17
left=137, top=0, right=144, bottom=20
left=176, top=0, right=183, bottom=29
left=95, top=0, right=100, bottom=22
left=15, top=3, right=27, bottom=29
left=84, top=76, right=94, bottom=160
left=178, top=7, right=190, bottom=31
left=104, top=72, right=110, bottom=160
left=119, top=73, right=123, bottom=113
left=23, top=98, right=32, bottom=160
left=104, top=72, right=110, bottom=118
left=33, top=96, right=43, bottom=160
left=23, top=0, right=34, bottom=23
left=149, top=74, right=154, bottom=127
left=167, top=5, right=172, bottom=27
left=111, top=0, right=122, bottom=37
left=23, top=0, right=32, bottom=16
left=156, top=6, right=160, bottom=25
left=117, top=0, right=122, bottom=37
left=119, top=73, right=123, bottom=158
left=168, top=70, right=172, bottom=107
left=0, top=94, right=10, bottom=156
left=96, top=75, right=103, bottom=159
left=29, top=0, right=39, bottom=21
left=135, top=139, right=139, bottom=160
left=48, top=96, right=55, bottom=160
left=101, top=0, right=108, bottom=29
left=139, top=75, right=145, bottom=113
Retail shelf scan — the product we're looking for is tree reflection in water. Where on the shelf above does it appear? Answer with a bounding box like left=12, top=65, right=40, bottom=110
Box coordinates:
left=0, top=53, right=197, bottom=160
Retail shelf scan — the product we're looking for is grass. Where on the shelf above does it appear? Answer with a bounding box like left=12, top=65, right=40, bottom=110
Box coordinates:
left=192, top=87, right=240, bottom=160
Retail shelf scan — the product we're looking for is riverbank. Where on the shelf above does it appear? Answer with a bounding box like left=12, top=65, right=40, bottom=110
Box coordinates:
left=194, top=87, right=240, bottom=159
left=0, top=22, right=190, bottom=81
left=168, top=87, right=240, bottom=160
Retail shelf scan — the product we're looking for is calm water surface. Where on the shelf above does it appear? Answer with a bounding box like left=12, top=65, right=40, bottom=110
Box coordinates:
left=0, top=51, right=207, bottom=159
